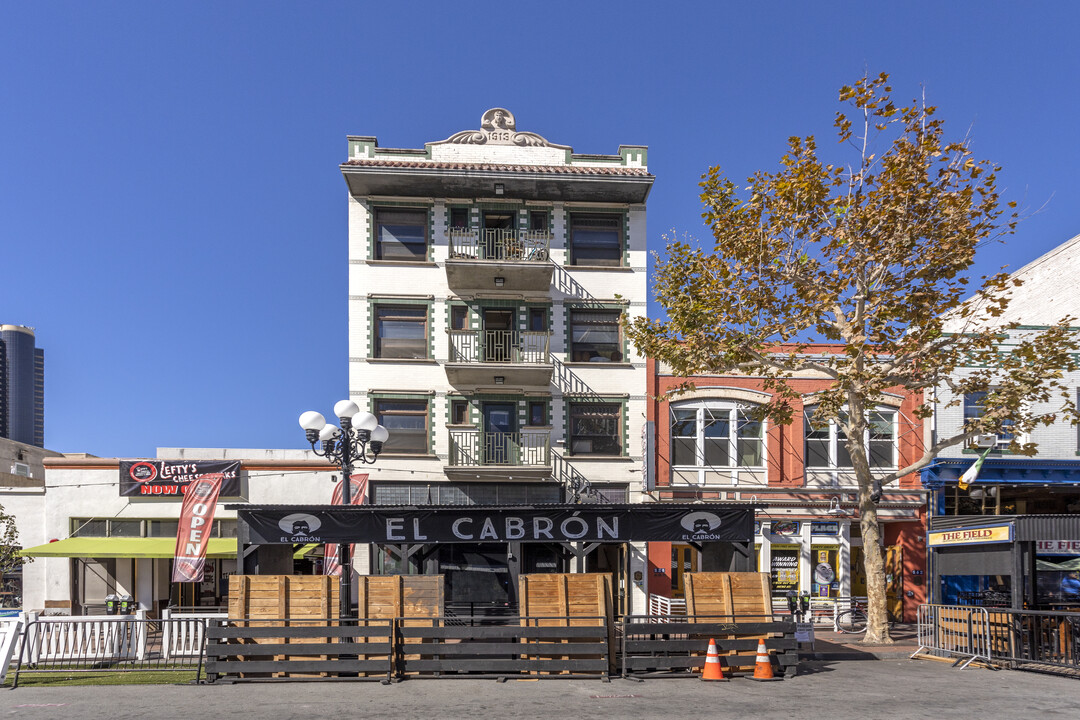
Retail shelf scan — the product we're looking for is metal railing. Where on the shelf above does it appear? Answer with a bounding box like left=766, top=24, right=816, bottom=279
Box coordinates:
left=11, top=615, right=207, bottom=687
left=447, top=429, right=551, bottom=467
left=448, top=229, right=551, bottom=262
left=396, top=614, right=611, bottom=680
left=913, top=604, right=995, bottom=669
left=621, top=614, right=799, bottom=679
left=983, top=608, right=1080, bottom=672
left=448, top=330, right=551, bottom=364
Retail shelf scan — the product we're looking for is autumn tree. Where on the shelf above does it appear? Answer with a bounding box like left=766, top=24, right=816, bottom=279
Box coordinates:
left=626, top=73, right=1079, bottom=642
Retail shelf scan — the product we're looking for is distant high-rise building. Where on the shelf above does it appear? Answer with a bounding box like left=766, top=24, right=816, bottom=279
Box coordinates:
left=0, top=324, right=44, bottom=447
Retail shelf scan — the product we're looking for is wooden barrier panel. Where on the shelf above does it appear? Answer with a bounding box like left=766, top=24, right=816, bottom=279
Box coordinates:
left=684, top=573, right=774, bottom=672
left=518, top=573, right=613, bottom=674
left=685, top=572, right=772, bottom=621
left=228, top=575, right=337, bottom=620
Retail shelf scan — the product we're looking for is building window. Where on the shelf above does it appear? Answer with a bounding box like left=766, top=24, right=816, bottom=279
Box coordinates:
left=569, top=402, right=622, bottom=456
left=374, top=305, right=428, bottom=359
left=528, top=401, right=548, bottom=427
left=375, top=208, right=428, bottom=261
left=964, top=391, right=1014, bottom=448
left=569, top=310, right=622, bottom=362
left=450, top=306, right=469, bottom=331
left=670, top=401, right=764, bottom=468
left=805, top=408, right=896, bottom=468
left=450, top=399, right=469, bottom=425
left=375, top=399, right=429, bottom=454
left=569, top=213, right=622, bottom=266
left=449, top=208, right=469, bottom=230
left=529, top=211, right=548, bottom=233
left=528, top=308, right=547, bottom=332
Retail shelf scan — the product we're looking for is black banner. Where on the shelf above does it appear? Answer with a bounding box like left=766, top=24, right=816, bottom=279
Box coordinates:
left=120, top=460, right=242, bottom=498
left=240, top=505, right=753, bottom=545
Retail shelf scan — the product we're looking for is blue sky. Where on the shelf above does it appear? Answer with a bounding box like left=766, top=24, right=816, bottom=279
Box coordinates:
left=2, top=2, right=1078, bottom=458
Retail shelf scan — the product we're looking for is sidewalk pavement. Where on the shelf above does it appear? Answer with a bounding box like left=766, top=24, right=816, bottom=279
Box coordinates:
left=798, top=622, right=920, bottom=661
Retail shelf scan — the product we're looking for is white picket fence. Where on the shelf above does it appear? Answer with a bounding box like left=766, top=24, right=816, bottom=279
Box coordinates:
left=646, top=594, right=687, bottom=618
left=161, top=609, right=226, bottom=659
left=20, top=611, right=148, bottom=664
left=1, top=615, right=25, bottom=682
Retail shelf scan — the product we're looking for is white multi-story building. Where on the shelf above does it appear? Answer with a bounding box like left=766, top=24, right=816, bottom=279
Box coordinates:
left=341, top=108, right=653, bottom=611
left=925, top=232, right=1080, bottom=609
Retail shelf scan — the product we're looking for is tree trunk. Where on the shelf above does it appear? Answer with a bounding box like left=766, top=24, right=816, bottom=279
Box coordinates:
left=844, top=391, right=893, bottom=644
left=857, top=478, right=893, bottom=643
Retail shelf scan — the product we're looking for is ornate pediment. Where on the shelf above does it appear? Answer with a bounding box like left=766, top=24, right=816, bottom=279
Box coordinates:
left=435, top=108, right=569, bottom=150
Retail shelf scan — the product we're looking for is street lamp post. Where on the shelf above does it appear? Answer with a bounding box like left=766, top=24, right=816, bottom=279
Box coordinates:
left=299, top=400, right=389, bottom=620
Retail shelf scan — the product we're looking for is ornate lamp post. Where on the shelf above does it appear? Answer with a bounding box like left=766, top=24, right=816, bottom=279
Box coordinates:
left=299, top=400, right=389, bottom=620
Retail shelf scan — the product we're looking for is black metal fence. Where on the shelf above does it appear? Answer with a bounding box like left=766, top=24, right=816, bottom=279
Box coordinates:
left=397, top=615, right=611, bottom=680
left=621, top=615, right=798, bottom=679
left=8, top=613, right=800, bottom=685
left=915, top=604, right=1080, bottom=674
left=205, top=618, right=394, bottom=683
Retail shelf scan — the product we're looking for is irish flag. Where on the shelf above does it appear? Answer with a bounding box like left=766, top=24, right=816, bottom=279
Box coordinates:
left=958, top=447, right=993, bottom=491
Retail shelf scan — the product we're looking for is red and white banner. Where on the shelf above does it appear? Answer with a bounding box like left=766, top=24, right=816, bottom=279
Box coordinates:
left=172, top=473, right=224, bottom=583
left=324, top=474, right=368, bottom=576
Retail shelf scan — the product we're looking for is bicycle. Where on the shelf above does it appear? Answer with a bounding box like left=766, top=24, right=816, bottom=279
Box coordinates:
left=835, top=601, right=867, bottom=633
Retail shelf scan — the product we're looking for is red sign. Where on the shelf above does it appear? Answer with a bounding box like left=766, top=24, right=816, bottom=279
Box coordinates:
left=324, top=474, right=368, bottom=576
left=172, top=473, right=224, bottom=583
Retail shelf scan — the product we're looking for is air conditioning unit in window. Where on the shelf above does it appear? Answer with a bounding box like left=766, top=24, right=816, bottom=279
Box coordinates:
left=974, top=434, right=1000, bottom=449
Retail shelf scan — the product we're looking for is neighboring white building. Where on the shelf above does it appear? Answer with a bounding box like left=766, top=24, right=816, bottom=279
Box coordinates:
left=925, top=231, right=1080, bottom=608
left=341, top=109, right=653, bottom=612
left=17, top=448, right=333, bottom=614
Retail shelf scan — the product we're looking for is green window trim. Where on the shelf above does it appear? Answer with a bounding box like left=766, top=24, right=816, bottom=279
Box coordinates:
left=365, top=201, right=435, bottom=262
left=368, top=393, right=435, bottom=455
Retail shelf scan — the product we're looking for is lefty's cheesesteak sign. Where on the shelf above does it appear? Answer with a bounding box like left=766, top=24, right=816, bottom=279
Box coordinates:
left=120, top=460, right=241, bottom=497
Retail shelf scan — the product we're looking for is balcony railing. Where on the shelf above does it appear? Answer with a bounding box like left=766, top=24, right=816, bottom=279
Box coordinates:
left=448, top=430, right=551, bottom=467
left=449, top=330, right=551, bottom=364
left=448, top=229, right=551, bottom=262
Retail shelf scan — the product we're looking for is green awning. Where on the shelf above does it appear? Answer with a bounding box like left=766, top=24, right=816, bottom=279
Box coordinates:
left=293, top=543, right=321, bottom=559
left=19, top=537, right=237, bottom=559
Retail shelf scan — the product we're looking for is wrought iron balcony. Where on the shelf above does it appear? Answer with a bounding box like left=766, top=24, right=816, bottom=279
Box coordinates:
left=446, top=330, right=553, bottom=387
left=448, top=229, right=551, bottom=262
left=445, top=229, right=553, bottom=292
left=447, top=429, right=551, bottom=468
left=449, top=330, right=550, bottom=364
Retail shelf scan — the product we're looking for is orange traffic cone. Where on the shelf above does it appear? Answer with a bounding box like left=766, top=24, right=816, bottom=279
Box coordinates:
left=750, top=638, right=782, bottom=681
left=701, top=638, right=728, bottom=681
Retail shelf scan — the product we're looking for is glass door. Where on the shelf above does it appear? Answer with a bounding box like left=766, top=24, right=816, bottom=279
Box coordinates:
left=482, top=402, right=516, bottom=464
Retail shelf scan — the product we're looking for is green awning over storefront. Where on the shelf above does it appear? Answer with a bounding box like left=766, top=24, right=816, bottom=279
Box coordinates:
left=20, top=537, right=237, bottom=559
left=293, top=543, right=321, bottom=559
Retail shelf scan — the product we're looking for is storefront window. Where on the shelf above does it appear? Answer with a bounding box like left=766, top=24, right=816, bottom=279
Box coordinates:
left=770, top=545, right=800, bottom=598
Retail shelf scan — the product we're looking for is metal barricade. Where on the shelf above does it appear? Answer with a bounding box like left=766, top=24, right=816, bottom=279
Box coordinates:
left=912, top=604, right=994, bottom=669
left=12, top=615, right=207, bottom=688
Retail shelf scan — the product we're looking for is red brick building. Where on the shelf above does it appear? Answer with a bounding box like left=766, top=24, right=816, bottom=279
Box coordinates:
left=645, top=349, right=927, bottom=621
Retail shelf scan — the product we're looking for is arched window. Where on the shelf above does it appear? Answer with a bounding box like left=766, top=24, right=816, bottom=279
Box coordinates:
left=804, top=407, right=896, bottom=469
left=670, top=400, right=764, bottom=468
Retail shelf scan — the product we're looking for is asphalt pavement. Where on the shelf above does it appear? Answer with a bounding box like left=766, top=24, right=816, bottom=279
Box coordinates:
left=4, top=657, right=1079, bottom=720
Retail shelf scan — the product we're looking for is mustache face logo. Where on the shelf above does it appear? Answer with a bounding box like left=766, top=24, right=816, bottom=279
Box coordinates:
left=279, top=513, right=322, bottom=535
left=680, top=512, right=722, bottom=533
